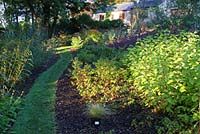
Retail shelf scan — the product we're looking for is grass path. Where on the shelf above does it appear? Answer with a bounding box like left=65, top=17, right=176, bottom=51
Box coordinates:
left=13, top=53, right=72, bottom=134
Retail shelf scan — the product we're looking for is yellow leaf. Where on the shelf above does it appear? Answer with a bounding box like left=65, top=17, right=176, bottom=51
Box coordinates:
left=179, top=86, right=186, bottom=93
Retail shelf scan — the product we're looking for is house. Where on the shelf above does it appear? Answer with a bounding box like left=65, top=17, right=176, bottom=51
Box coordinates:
left=92, top=2, right=135, bottom=26
left=92, top=0, right=177, bottom=26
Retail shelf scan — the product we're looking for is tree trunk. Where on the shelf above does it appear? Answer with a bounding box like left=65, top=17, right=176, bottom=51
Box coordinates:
left=14, top=4, right=19, bottom=25
left=42, top=3, right=51, bottom=38
left=49, top=14, right=58, bottom=38
left=16, top=15, right=18, bottom=24
left=26, top=2, right=37, bottom=30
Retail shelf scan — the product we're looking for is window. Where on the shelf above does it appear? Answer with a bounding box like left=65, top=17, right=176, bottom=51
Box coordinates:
left=111, top=14, right=114, bottom=20
left=99, top=15, right=105, bottom=21
left=119, top=13, right=125, bottom=20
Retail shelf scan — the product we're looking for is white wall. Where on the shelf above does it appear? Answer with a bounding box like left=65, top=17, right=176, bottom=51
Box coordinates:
left=109, top=11, right=132, bottom=25
left=92, top=13, right=106, bottom=21
left=93, top=10, right=134, bottom=26
left=110, top=12, right=120, bottom=20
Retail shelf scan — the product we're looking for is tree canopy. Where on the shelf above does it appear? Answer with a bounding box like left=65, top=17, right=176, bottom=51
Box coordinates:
left=175, top=0, right=200, bottom=28
left=0, top=0, right=113, bottom=37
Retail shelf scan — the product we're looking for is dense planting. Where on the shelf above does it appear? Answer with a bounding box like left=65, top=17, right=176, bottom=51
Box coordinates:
left=0, top=32, right=56, bottom=133
left=75, top=14, right=124, bottom=29
left=0, top=92, right=22, bottom=133
left=0, top=39, right=31, bottom=133
left=71, top=30, right=200, bottom=133
left=1, top=0, right=199, bottom=133
left=125, top=31, right=200, bottom=133
left=1, top=21, right=199, bottom=133
left=71, top=58, right=133, bottom=105
left=0, top=40, right=32, bottom=89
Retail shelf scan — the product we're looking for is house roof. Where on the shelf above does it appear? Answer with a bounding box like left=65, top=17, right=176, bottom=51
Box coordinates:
left=96, top=6, right=113, bottom=13
left=96, top=0, right=164, bottom=13
left=114, top=2, right=134, bottom=11
left=96, top=2, right=134, bottom=13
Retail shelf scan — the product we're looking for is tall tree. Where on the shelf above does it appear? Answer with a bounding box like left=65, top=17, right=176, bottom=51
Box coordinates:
left=1, top=0, right=112, bottom=37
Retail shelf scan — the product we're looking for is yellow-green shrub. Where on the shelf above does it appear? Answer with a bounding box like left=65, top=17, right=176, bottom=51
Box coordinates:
left=125, top=31, right=200, bottom=133
left=0, top=39, right=30, bottom=134
left=71, top=58, right=133, bottom=105
left=0, top=40, right=32, bottom=89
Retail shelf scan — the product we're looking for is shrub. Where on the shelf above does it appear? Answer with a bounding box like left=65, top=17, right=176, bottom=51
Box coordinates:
left=76, top=44, right=115, bottom=64
left=81, top=29, right=103, bottom=43
left=0, top=38, right=31, bottom=134
left=0, top=91, right=22, bottom=134
left=74, top=13, right=123, bottom=30
left=76, top=14, right=95, bottom=29
left=125, top=31, right=200, bottom=133
left=96, top=19, right=123, bottom=29
left=0, top=40, right=32, bottom=89
left=71, top=58, right=133, bottom=105
left=46, top=34, right=72, bottom=47
left=29, top=34, right=56, bottom=68
left=0, top=30, right=56, bottom=134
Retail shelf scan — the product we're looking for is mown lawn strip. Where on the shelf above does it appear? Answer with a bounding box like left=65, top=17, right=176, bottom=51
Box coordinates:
left=13, top=53, right=72, bottom=134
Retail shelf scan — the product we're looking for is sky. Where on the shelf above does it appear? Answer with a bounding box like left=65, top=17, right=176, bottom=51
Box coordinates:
left=0, top=4, right=6, bottom=27
left=0, top=3, right=26, bottom=27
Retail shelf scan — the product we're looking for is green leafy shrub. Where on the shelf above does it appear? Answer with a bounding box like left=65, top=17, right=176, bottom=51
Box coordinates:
left=0, top=38, right=31, bottom=134
left=76, top=44, right=115, bottom=64
left=0, top=91, right=22, bottom=134
left=71, top=58, right=133, bottom=105
left=0, top=40, right=32, bottom=89
left=125, top=31, right=200, bottom=133
left=29, top=35, right=55, bottom=68
left=81, top=29, right=103, bottom=43
left=0, top=31, right=56, bottom=133
left=96, top=19, right=123, bottom=29
left=72, top=33, right=131, bottom=105
left=76, top=14, right=95, bottom=29
left=71, top=36, right=83, bottom=47
left=54, top=35, right=84, bottom=54
left=104, top=30, right=116, bottom=44
left=52, top=29, right=103, bottom=54
left=46, top=34, right=72, bottom=48
left=76, top=32, right=124, bottom=64
left=74, top=13, right=123, bottom=30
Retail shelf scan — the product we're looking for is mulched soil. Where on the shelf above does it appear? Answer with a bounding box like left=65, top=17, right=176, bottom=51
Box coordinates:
left=55, top=73, right=162, bottom=134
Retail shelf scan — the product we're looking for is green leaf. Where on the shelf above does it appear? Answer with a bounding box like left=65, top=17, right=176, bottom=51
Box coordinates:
left=0, top=71, right=8, bottom=82
left=167, top=80, right=173, bottom=85
left=192, top=95, right=198, bottom=102
left=179, top=86, right=186, bottom=93
left=193, top=113, right=200, bottom=121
